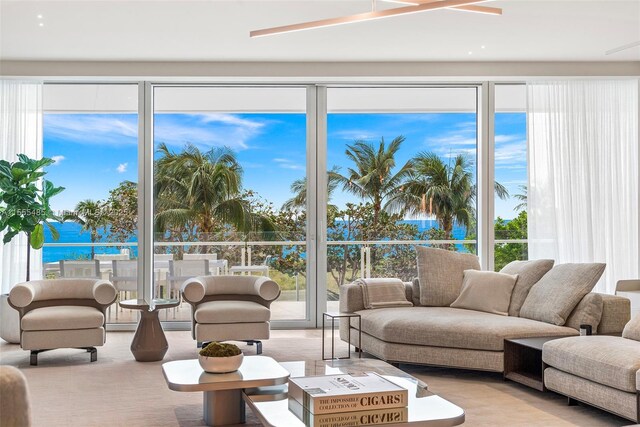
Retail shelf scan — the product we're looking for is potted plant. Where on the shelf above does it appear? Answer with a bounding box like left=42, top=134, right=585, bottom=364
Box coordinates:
left=0, top=155, right=64, bottom=344
left=198, top=342, right=244, bottom=373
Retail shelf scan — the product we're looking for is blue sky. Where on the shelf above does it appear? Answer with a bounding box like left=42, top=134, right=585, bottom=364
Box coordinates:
left=43, top=111, right=526, bottom=219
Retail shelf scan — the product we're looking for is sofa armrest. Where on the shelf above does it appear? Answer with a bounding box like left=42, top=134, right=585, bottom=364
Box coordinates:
left=9, top=279, right=116, bottom=308
left=339, top=283, right=365, bottom=313
left=598, top=293, right=631, bottom=335
left=339, top=281, right=413, bottom=313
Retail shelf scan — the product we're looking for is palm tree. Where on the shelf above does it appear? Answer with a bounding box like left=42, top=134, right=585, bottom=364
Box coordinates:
left=154, top=143, right=273, bottom=240
left=514, top=185, right=527, bottom=212
left=330, top=136, right=413, bottom=226
left=403, top=152, right=509, bottom=239
left=64, top=199, right=108, bottom=259
left=282, top=166, right=341, bottom=215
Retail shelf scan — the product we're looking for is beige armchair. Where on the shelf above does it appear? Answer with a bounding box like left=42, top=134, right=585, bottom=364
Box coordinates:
left=8, top=278, right=117, bottom=365
left=181, top=275, right=280, bottom=354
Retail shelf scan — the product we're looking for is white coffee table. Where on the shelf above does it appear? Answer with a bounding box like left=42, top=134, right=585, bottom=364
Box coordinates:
left=243, top=359, right=465, bottom=427
left=162, top=355, right=289, bottom=426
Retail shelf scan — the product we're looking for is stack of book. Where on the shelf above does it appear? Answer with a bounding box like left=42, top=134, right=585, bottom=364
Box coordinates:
left=288, top=372, right=409, bottom=427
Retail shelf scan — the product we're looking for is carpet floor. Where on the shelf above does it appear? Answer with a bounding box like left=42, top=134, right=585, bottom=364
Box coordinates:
left=0, top=330, right=630, bottom=427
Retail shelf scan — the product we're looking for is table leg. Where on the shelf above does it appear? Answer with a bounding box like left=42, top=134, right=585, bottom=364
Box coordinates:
left=130, top=309, right=168, bottom=362
left=203, top=389, right=245, bottom=426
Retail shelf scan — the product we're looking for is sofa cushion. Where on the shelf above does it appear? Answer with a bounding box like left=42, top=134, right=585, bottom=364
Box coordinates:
left=637, top=370, right=640, bottom=392
left=194, top=300, right=270, bottom=324
left=500, top=259, right=554, bottom=316
left=622, top=313, right=640, bottom=341
left=519, top=263, right=605, bottom=326
left=543, top=336, right=640, bottom=393
left=450, top=270, right=518, bottom=316
left=351, top=307, right=577, bottom=351
left=564, top=293, right=604, bottom=333
left=21, top=306, right=104, bottom=331
left=415, top=246, right=480, bottom=306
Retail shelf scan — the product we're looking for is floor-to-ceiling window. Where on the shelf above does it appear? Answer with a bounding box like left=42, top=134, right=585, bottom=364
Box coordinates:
left=493, top=84, right=528, bottom=270
left=42, top=83, right=140, bottom=324
left=152, top=86, right=313, bottom=325
left=34, top=81, right=522, bottom=328
left=324, top=87, right=479, bottom=310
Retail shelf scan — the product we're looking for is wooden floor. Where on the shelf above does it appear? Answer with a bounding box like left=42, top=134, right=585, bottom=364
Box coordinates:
left=0, top=330, right=629, bottom=427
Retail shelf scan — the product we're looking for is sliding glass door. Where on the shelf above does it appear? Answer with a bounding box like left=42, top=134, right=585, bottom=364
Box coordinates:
left=324, top=87, right=479, bottom=311
left=42, top=83, right=140, bottom=324
left=151, top=86, right=314, bottom=326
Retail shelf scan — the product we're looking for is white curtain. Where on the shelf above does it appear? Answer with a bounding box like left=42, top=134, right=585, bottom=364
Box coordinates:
left=527, top=80, right=639, bottom=293
left=0, top=80, right=44, bottom=294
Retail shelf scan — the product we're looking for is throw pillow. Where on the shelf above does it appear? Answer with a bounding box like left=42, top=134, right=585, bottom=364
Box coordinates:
left=500, top=259, right=555, bottom=316
left=415, top=246, right=481, bottom=306
left=622, top=313, right=640, bottom=341
left=450, top=270, right=519, bottom=315
left=564, top=293, right=604, bottom=333
left=519, top=263, right=606, bottom=326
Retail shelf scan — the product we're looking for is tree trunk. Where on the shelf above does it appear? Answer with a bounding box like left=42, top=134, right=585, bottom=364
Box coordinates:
left=26, top=232, right=31, bottom=282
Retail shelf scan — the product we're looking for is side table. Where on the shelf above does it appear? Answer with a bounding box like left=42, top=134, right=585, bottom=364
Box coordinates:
left=322, top=312, right=361, bottom=360
left=503, top=335, right=574, bottom=391
left=119, top=298, right=180, bottom=362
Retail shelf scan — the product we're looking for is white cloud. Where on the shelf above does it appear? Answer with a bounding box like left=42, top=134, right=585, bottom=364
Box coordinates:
left=273, top=158, right=304, bottom=170
left=50, top=155, right=65, bottom=165
left=116, top=163, right=128, bottom=173
left=495, top=134, right=522, bottom=144
left=427, top=134, right=477, bottom=147
left=154, top=113, right=266, bottom=151
left=331, top=129, right=379, bottom=141
left=44, top=114, right=138, bottom=146
left=495, top=140, right=527, bottom=165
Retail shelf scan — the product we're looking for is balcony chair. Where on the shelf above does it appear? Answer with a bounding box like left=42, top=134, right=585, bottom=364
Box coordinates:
left=181, top=275, right=280, bottom=354
left=167, top=260, right=210, bottom=319
left=109, top=260, right=138, bottom=321
left=59, top=260, right=101, bottom=279
left=8, top=278, right=117, bottom=365
left=183, top=253, right=227, bottom=275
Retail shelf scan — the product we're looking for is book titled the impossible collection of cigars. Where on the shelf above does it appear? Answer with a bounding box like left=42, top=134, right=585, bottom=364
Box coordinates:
left=288, top=372, right=409, bottom=426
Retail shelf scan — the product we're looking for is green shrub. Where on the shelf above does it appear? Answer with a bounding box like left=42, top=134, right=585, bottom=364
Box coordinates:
left=199, top=342, right=241, bottom=357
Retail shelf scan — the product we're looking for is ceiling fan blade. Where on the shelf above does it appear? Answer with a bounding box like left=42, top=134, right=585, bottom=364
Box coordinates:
left=250, top=0, right=493, bottom=37
left=606, top=41, right=640, bottom=55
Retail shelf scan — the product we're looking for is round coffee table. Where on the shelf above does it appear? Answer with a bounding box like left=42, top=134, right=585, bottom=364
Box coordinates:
left=119, top=298, right=180, bottom=362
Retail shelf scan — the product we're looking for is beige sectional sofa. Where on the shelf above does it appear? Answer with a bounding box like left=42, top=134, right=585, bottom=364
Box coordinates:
left=542, top=315, right=640, bottom=422
left=339, top=283, right=630, bottom=372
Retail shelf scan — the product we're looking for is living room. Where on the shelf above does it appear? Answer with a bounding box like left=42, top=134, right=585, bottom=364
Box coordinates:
left=0, top=0, right=639, bottom=426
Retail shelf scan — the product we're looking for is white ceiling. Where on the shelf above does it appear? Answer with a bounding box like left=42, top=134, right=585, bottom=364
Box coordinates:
left=1, top=0, right=639, bottom=62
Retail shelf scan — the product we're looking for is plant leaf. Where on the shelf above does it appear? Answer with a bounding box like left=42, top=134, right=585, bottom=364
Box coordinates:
left=30, top=224, right=45, bottom=249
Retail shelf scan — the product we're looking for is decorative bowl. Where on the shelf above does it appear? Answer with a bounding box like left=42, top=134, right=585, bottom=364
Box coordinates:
left=198, top=353, right=243, bottom=373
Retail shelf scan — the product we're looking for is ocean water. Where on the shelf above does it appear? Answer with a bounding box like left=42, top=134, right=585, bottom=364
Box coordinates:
left=43, top=220, right=470, bottom=263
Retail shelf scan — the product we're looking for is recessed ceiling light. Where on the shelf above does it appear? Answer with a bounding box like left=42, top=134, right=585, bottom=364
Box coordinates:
left=37, top=14, right=43, bottom=19
left=468, top=51, right=473, bottom=55
left=38, top=22, right=44, bottom=27
left=481, top=45, right=486, bottom=49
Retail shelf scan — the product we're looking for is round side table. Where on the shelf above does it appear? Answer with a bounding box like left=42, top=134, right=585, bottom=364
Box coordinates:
left=119, top=298, right=180, bottom=362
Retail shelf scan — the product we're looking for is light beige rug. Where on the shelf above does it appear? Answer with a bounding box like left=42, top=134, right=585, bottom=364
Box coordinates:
left=0, top=330, right=627, bottom=426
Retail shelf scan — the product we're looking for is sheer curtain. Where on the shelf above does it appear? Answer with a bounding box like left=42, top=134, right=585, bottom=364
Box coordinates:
left=527, top=80, right=639, bottom=293
left=0, top=80, right=44, bottom=295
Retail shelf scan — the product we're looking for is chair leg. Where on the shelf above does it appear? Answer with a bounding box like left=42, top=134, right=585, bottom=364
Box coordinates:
left=256, top=341, right=262, bottom=354
left=30, top=350, right=38, bottom=366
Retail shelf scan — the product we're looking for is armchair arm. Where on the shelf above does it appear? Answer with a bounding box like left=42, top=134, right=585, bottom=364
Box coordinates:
left=9, top=279, right=116, bottom=308
left=181, top=277, right=206, bottom=303
left=181, top=275, right=281, bottom=304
